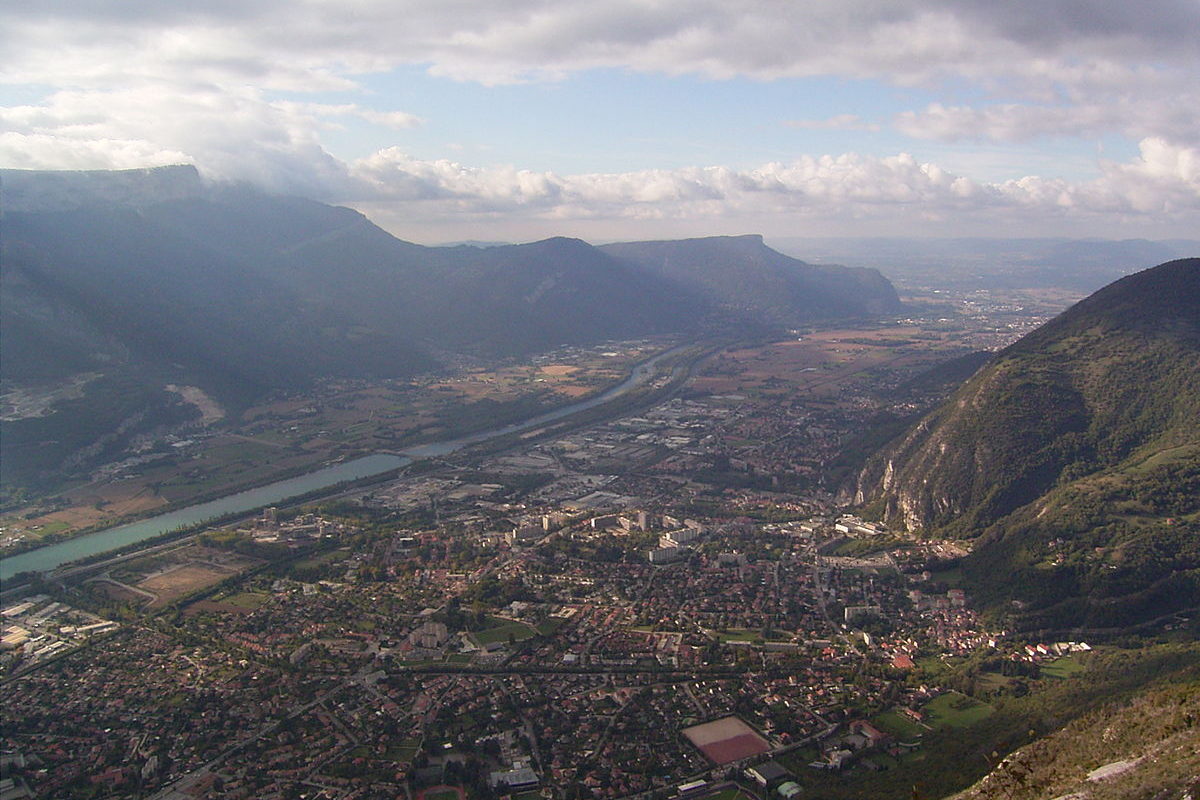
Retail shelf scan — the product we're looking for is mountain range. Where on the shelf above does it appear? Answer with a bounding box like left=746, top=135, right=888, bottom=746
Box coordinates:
left=857, top=258, right=1200, bottom=632
left=1, top=166, right=900, bottom=490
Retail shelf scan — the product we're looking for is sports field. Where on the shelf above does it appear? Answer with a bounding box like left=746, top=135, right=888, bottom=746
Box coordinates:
left=682, top=716, right=772, bottom=764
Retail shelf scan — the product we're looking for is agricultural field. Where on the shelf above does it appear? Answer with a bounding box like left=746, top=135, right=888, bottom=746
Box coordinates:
left=1, top=340, right=670, bottom=551
left=219, top=591, right=271, bottom=610
left=690, top=325, right=973, bottom=407
left=86, top=578, right=152, bottom=607
left=138, top=564, right=237, bottom=608
left=86, top=545, right=264, bottom=609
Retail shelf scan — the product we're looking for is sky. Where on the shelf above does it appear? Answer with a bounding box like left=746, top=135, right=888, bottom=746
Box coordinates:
left=2, top=1, right=1198, bottom=244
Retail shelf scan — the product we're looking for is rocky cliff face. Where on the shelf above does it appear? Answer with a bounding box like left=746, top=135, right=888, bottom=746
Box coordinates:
left=856, top=259, right=1200, bottom=627
left=856, top=350, right=1091, bottom=533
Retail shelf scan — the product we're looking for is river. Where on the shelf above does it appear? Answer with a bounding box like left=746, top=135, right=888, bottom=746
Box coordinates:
left=0, top=345, right=689, bottom=580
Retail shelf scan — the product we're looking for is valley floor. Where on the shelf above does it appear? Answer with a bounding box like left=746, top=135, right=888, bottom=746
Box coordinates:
left=8, top=290, right=1187, bottom=800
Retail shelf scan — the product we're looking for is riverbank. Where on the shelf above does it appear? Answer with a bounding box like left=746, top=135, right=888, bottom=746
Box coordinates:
left=0, top=343, right=703, bottom=583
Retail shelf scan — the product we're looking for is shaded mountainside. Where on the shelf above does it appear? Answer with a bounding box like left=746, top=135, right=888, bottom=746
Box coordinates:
left=134, top=195, right=700, bottom=360
left=3, top=169, right=900, bottom=394
left=857, top=259, right=1200, bottom=629
left=1, top=166, right=901, bottom=491
left=602, top=234, right=902, bottom=323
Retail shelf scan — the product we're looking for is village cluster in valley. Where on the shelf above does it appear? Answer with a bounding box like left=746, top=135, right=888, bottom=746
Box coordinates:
left=2, top=302, right=1092, bottom=800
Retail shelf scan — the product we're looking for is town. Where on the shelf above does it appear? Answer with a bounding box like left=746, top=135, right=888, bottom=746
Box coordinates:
left=1, top=307, right=1106, bottom=800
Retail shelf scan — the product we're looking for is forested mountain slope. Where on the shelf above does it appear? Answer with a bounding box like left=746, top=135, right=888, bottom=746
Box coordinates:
left=857, top=259, right=1200, bottom=630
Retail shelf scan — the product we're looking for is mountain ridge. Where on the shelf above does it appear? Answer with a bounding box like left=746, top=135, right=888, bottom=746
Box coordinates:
left=856, top=258, right=1200, bottom=629
left=1, top=166, right=901, bottom=492
left=601, top=233, right=901, bottom=323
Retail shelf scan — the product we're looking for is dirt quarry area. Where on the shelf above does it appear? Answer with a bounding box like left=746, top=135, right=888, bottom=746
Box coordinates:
left=127, top=547, right=262, bottom=608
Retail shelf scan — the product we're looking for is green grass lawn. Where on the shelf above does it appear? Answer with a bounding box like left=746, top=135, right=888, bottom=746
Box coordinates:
left=385, top=746, right=419, bottom=762
left=473, top=620, right=536, bottom=646
left=29, top=520, right=73, bottom=538
left=161, top=692, right=188, bottom=709
left=290, top=550, right=348, bottom=572
left=872, top=710, right=925, bottom=740
left=915, top=654, right=943, bottom=668
left=424, top=789, right=462, bottom=800
left=537, top=617, right=566, bottom=635
left=977, top=672, right=1015, bottom=692
left=446, top=653, right=474, bottom=664
left=1130, top=443, right=1197, bottom=473
left=778, top=747, right=820, bottom=773
left=222, top=591, right=270, bottom=609
left=928, top=567, right=964, bottom=586
left=1042, top=655, right=1087, bottom=679
left=924, top=691, right=994, bottom=729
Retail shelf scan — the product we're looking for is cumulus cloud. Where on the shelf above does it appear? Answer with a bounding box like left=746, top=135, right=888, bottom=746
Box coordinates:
left=2, top=1, right=1197, bottom=237
left=2, top=1, right=1194, bottom=176
left=3, top=1, right=1196, bottom=89
left=345, top=141, right=1200, bottom=233
left=897, top=97, right=1200, bottom=146
left=0, top=87, right=359, bottom=196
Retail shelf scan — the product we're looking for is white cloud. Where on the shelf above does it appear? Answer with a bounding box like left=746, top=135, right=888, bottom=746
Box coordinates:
left=2, top=1, right=1197, bottom=238
left=0, top=87, right=356, bottom=196
left=346, top=140, right=1200, bottom=234
left=3, top=1, right=1196, bottom=90
left=357, top=109, right=424, bottom=130
left=897, top=96, right=1200, bottom=147
left=0, top=132, right=190, bottom=172
left=2, top=1, right=1194, bottom=182
left=270, top=102, right=424, bottom=131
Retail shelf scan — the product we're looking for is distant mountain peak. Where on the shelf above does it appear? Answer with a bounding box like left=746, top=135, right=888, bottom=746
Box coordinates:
left=521, top=236, right=594, bottom=251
